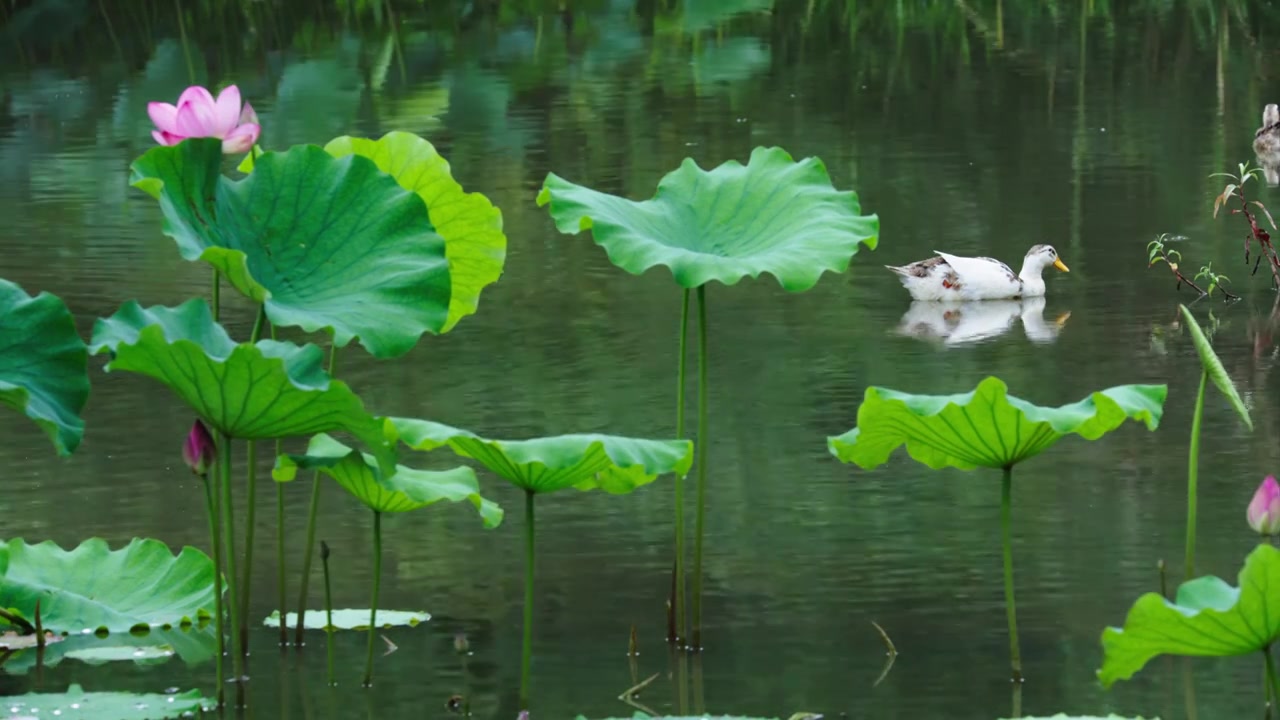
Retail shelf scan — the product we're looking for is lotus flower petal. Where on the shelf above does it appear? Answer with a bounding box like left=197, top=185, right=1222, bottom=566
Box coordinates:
left=221, top=123, right=260, bottom=154
left=212, top=85, right=243, bottom=136
left=146, top=102, right=179, bottom=134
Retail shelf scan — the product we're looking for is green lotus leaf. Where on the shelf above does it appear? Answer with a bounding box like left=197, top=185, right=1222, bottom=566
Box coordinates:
left=274, top=433, right=503, bottom=526
left=324, top=132, right=506, bottom=331
left=536, top=146, right=879, bottom=291
left=0, top=684, right=213, bottom=719
left=389, top=418, right=694, bottom=494
left=0, top=538, right=215, bottom=635
left=88, top=299, right=392, bottom=470
left=828, top=377, right=1167, bottom=471
left=1179, top=304, right=1252, bottom=430
left=0, top=625, right=216, bottom=675
left=130, top=137, right=451, bottom=358
left=263, top=609, right=429, bottom=631
left=1098, top=543, right=1280, bottom=688
left=0, top=278, right=90, bottom=455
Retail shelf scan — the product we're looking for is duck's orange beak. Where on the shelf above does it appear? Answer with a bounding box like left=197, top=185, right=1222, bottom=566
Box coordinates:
left=1053, top=258, right=1070, bottom=272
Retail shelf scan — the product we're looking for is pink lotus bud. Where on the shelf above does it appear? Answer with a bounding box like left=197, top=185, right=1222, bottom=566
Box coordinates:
left=182, top=420, right=216, bottom=476
left=1247, top=475, right=1280, bottom=536
left=148, top=85, right=261, bottom=154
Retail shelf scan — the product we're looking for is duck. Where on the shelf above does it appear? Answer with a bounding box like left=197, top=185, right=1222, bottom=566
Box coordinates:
left=885, top=245, right=1069, bottom=301
left=1255, top=104, right=1280, bottom=157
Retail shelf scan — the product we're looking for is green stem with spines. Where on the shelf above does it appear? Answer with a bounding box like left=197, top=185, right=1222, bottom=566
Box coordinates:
left=690, top=284, right=708, bottom=651
left=1185, top=370, right=1207, bottom=580
left=672, top=288, right=690, bottom=646
left=321, top=541, right=334, bottom=686
left=219, top=432, right=246, bottom=706
left=363, top=511, right=382, bottom=687
left=294, top=342, right=339, bottom=645
left=239, top=304, right=267, bottom=652
left=520, top=490, right=536, bottom=710
left=1001, top=465, right=1023, bottom=682
left=200, top=472, right=226, bottom=706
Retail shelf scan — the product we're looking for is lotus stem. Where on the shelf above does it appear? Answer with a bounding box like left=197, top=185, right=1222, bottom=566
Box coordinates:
left=520, top=489, right=536, bottom=710
left=211, top=269, right=221, bottom=323
left=239, top=306, right=267, bottom=653
left=271, top=323, right=287, bottom=647
left=1185, top=370, right=1207, bottom=580
left=294, top=343, right=339, bottom=645
left=219, top=432, right=246, bottom=707
left=671, top=288, right=690, bottom=646
left=690, top=284, right=708, bottom=651
left=363, top=511, right=382, bottom=687
left=1001, top=465, right=1023, bottom=683
left=200, top=471, right=226, bottom=706
left=1266, top=646, right=1280, bottom=714
left=321, top=540, right=335, bottom=686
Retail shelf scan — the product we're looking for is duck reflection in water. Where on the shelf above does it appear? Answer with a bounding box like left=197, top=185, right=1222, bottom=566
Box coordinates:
left=895, top=296, right=1071, bottom=346
left=1253, top=103, right=1280, bottom=186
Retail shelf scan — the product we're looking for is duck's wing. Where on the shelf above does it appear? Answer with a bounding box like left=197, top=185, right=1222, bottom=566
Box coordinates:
left=935, top=251, right=1018, bottom=284
left=886, top=255, right=948, bottom=278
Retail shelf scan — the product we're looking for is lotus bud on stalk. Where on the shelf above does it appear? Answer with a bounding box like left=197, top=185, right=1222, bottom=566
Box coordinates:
left=148, top=85, right=260, bottom=154
left=1247, top=475, right=1280, bottom=538
left=182, top=420, right=216, bottom=477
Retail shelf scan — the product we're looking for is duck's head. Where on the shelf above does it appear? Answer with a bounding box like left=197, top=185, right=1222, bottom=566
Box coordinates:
left=1023, top=244, right=1070, bottom=274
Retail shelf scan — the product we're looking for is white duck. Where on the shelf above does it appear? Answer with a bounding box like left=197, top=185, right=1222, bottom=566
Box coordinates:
left=886, top=244, right=1070, bottom=301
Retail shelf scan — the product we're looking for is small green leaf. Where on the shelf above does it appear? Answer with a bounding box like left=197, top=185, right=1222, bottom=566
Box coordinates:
left=0, top=279, right=90, bottom=456
left=828, top=377, right=1166, bottom=471
left=274, top=433, right=503, bottom=526
left=390, top=418, right=694, bottom=495
left=1179, top=304, right=1252, bottom=430
left=0, top=538, right=215, bottom=635
left=0, top=684, right=213, bottom=719
left=131, top=138, right=451, bottom=358
left=537, top=146, right=878, bottom=291
left=89, top=299, right=392, bottom=470
left=263, top=609, right=429, bottom=631
left=1098, top=544, right=1280, bottom=687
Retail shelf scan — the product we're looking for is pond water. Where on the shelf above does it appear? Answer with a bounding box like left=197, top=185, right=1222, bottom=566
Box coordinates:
left=3, top=1, right=1280, bottom=718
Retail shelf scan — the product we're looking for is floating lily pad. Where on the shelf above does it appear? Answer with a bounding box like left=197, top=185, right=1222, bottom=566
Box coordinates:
left=537, top=146, right=878, bottom=291
left=0, top=278, right=90, bottom=456
left=263, top=609, right=429, bottom=631
left=89, top=299, right=392, bottom=470
left=389, top=418, right=694, bottom=494
left=1098, top=543, right=1280, bottom=687
left=828, top=377, right=1167, bottom=471
left=0, top=684, right=213, bottom=719
left=0, top=537, right=215, bottom=635
left=274, top=433, right=502, bottom=526
left=0, top=624, right=215, bottom=675
left=131, top=138, right=451, bottom=358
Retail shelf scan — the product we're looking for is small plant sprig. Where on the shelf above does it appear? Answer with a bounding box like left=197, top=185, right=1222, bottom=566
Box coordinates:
left=1147, top=234, right=1239, bottom=301
left=1212, top=162, right=1280, bottom=288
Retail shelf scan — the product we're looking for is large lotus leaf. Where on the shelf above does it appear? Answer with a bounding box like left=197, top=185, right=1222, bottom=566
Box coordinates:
left=0, top=624, right=216, bottom=675
left=89, top=299, right=392, bottom=470
left=263, top=609, right=429, bottom=631
left=389, top=418, right=694, bottom=494
left=130, top=138, right=450, bottom=358
left=536, top=146, right=879, bottom=291
left=828, top=377, right=1167, bottom=471
left=0, top=684, right=213, bottom=719
left=0, top=278, right=90, bottom=455
left=1097, top=543, right=1280, bottom=687
left=1179, top=304, right=1252, bottom=430
left=324, top=133, right=505, bottom=331
left=0, top=538, right=215, bottom=635
left=274, top=433, right=503, bottom=526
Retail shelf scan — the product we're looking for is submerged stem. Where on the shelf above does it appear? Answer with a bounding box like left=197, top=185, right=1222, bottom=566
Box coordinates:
left=219, top=433, right=246, bottom=706
left=201, top=472, right=226, bottom=706
left=520, top=490, right=536, bottom=710
left=321, top=541, right=335, bottom=686
left=671, top=288, right=690, bottom=646
left=363, top=512, right=382, bottom=687
left=1001, top=466, right=1023, bottom=683
left=1266, top=646, right=1279, bottom=715
left=211, top=269, right=221, bottom=323
left=690, top=284, right=709, bottom=652
left=294, top=343, right=340, bottom=646
left=1185, top=370, right=1207, bottom=580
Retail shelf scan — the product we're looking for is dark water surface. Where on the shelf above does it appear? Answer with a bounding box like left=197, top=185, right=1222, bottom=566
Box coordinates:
left=4, top=1, right=1280, bottom=718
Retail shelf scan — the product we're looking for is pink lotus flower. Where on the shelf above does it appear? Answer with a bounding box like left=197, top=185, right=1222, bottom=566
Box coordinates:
left=182, top=419, right=216, bottom=476
left=148, top=85, right=260, bottom=154
left=1247, top=475, right=1280, bottom=536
